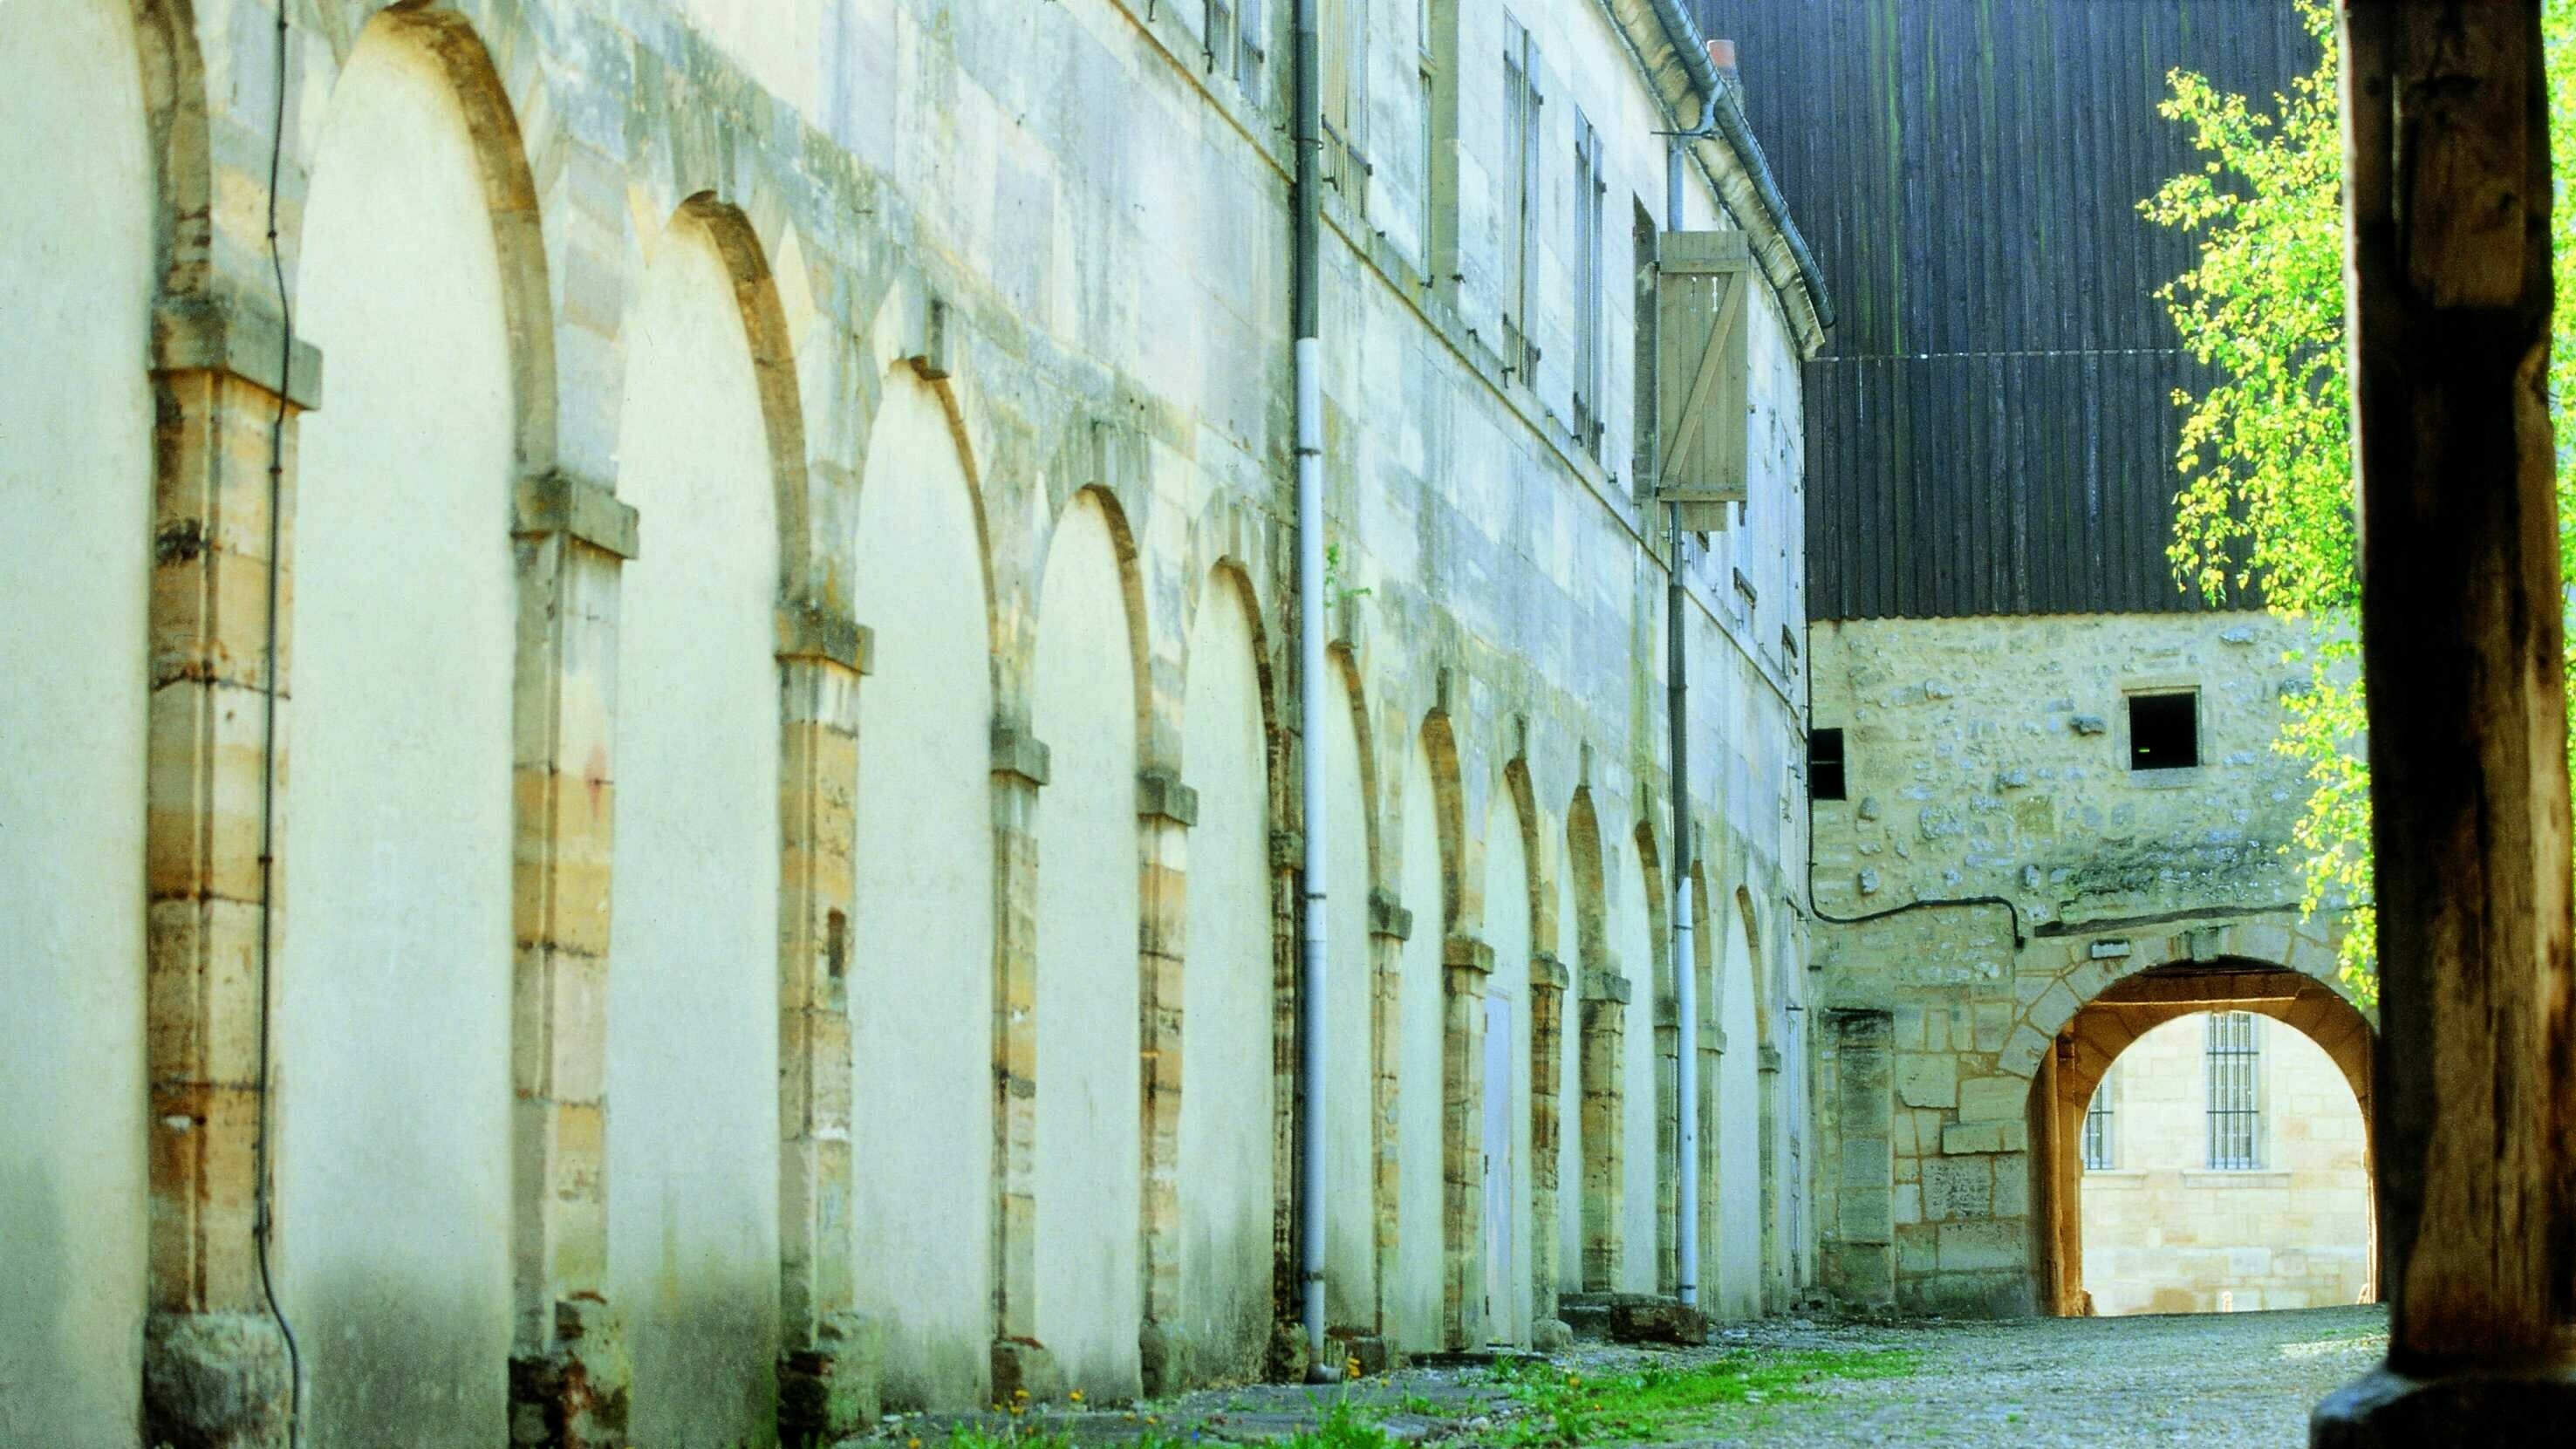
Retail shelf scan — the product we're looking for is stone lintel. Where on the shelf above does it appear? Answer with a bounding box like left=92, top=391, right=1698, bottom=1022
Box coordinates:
left=513, top=470, right=639, bottom=560
left=1136, top=768, right=1199, bottom=826
left=1443, top=933, right=1494, bottom=976
left=154, top=294, right=324, bottom=410
left=775, top=602, right=872, bottom=674
left=1759, top=1044, right=1784, bottom=1073
left=1581, top=966, right=1631, bottom=1004
left=991, top=722, right=1051, bottom=787
left=1530, top=952, right=1570, bottom=993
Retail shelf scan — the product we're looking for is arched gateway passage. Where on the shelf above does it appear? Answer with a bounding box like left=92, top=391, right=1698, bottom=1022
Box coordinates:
left=2030, top=960, right=2376, bottom=1317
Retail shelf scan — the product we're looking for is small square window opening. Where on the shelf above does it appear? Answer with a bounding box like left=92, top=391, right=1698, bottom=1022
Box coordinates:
left=1810, top=728, right=1846, bottom=802
left=2128, top=691, right=2198, bottom=771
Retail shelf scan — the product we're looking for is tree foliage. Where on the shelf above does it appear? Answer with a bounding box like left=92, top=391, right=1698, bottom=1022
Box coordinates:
left=2143, top=0, right=2576, bottom=1004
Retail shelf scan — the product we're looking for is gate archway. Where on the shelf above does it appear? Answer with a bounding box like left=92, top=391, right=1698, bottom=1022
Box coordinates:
left=2030, top=960, right=2376, bottom=1316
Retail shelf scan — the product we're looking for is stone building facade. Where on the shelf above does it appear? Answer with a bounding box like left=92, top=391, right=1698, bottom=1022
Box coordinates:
left=0, top=3, right=1826, bottom=1447
left=1807, top=609, right=2367, bottom=1318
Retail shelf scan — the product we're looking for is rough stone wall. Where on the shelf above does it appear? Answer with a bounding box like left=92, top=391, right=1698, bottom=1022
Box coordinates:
left=7, top=0, right=1822, bottom=1443
left=1809, top=610, right=2361, bottom=1317
left=2079, top=1015, right=2371, bottom=1316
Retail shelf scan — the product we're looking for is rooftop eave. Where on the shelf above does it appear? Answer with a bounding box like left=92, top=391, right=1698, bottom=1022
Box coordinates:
left=1608, top=0, right=1836, bottom=359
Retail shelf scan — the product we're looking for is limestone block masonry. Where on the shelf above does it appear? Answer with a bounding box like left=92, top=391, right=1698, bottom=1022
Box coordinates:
left=1809, top=611, right=2363, bottom=1317
left=3, top=3, right=1826, bottom=1446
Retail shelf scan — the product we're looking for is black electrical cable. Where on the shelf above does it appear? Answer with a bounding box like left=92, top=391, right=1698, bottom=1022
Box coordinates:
left=1799, top=639, right=2026, bottom=951
left=254, top=6, right=304, bottom=1446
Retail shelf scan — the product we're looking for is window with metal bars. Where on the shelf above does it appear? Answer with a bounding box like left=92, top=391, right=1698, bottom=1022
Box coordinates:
left=2081, top=1067, right=2116, bottom=1170
left=2204, top=1011, right=2264, bottom=1169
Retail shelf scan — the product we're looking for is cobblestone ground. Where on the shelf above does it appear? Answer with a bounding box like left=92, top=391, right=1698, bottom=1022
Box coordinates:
left=859, top=1305, right=2388, bottom=1449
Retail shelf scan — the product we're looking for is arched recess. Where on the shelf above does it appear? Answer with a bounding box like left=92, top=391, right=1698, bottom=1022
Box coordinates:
left=1388, top=721, right=1452, bottom=1351
left=1175, top=565, right=1274, bottom=1382
left=1031, top=486, right=1146, bottom=1398
left=1712, top=888, right=1763, bottom=1316
left=1, top=2, right=154, bottom=1440
left=850, top=366, right=997, bottom=1411
left=2030, top=960, right=2377, bottom=1318
left=1558, top=791, right=1606, bottom=1295
left=1478, top=782, right=1538, bottom=1345
left=1322, top=653, right=1380, bottom=1332
left=602, top=201, right=785, bottom=1446
left=275, top=12, right=542, bottom=1441
left=1616, top=824, right=1664, bottom=1294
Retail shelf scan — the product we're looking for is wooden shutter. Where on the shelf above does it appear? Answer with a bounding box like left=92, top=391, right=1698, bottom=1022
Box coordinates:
left=1653, top=230, right=1752, bottom=530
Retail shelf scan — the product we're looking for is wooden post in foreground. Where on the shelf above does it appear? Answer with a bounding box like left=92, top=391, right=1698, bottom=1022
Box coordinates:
left=2316, top=2, right=2576, bottom=1441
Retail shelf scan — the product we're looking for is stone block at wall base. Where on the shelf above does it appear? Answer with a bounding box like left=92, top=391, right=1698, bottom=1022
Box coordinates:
left=1138, top=1322, right=1186, bottom=1398
left=143, top=1311, right=292, bottom=1449
left=990, top=1336, right=1063, bottom=1405
left=779, top=1311, right=879, bottom=1447
left=1329, top=1331, right=1397, bottom=1377
left=507, top=1295, right=632, bottom=1449
left=1609, top=1300, right=1708, bottom=1345
left=2312, top=1361, right=2576, bottom=1449
left=1531, top=1318, right=1574, bottom=1352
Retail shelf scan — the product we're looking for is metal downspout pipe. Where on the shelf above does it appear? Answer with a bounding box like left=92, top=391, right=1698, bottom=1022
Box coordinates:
left=1664, top=131, right=1701, bottom=1315
left=1292, top=0, right=1333, bottom=1377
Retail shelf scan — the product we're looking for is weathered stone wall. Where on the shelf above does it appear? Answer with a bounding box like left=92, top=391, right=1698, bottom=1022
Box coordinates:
left=4, top=1, right=1821, bottom=1443
left=2079, top=1014, right=2371, bottom=1316
left=1809, top=610, right=2361, bottom=1317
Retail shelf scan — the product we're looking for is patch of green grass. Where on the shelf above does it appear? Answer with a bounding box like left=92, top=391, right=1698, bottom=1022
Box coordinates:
left=1276, top=1398, right=1404, bottom=1449
left=1486, top=1349, right=1920, bottom=1446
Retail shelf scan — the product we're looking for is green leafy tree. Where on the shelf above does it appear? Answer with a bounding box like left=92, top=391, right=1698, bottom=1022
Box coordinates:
left=2144, top=0, right=2576, bottom=1004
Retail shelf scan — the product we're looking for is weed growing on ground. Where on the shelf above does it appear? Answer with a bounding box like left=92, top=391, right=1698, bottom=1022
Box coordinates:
left=1485, top=1349, right=1920, bottom=1446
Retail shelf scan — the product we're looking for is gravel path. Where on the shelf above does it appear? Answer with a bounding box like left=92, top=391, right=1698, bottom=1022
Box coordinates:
left=858, top=1306, right=2388, bottom=1449
left=1575, top=1306, right=2387, bottom=1448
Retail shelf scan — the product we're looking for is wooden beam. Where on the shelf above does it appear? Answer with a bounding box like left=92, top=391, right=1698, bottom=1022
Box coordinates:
left=2316, top=3, right=2576, bottom=1440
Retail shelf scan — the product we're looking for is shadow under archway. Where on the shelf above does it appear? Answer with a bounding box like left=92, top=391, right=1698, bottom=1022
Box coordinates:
left=2030, top=960, right=2378, bottom=1317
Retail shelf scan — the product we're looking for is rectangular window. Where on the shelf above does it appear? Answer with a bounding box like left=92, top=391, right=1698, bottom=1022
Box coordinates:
left=1809, top=728, right=1846, bottom=802
left=1572, top=110, right=1605, bottom=455
left=2128, top=690, right=2199, bottom=771
left=2082, top=1069, right=2117, bottom=1171
left=2205, top=1012, right=2264, bottom=1170
left=1500, top=13, right=1541, bottom=381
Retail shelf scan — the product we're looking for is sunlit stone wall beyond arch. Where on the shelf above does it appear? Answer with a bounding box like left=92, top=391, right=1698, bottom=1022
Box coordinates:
left=850, top=376, right=996, bottom=1411
left=1032, top=491, right=1143, bottom=1398
left=1176, top=576, right=1272, bottom=1381
left=0, top=2, right=152, bottom=1442
left=276, top=27, right=518, bottom=1446
left=604, top=213, right=782, bottom=1446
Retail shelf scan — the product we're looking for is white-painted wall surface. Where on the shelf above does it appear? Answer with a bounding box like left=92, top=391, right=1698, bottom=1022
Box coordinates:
left=1714, top=904, right=1762, bottom=1316
left=1390, top=739, right=1448, bottom=1351
left=0, top=3, right=150, bottom=1442
left=605, top=215, right=784, bottom=1446
left=1615, top=838, right=1661, bottom=1294
left=275, top=31, right=516, bottom=1446
left=1032, top=493, right=1142, bottom=1397
left=1324, top=673, right=1377, bottom=1330
left=851, top=378, right=996, bottom=1411
left=1177, top=575, right=1273, bottom=1381
left=1482, top=792, right=1534, bottom=1344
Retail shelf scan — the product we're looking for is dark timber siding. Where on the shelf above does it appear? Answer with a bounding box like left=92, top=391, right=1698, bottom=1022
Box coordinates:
left=1693, top=0, right=2310, bottom=619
